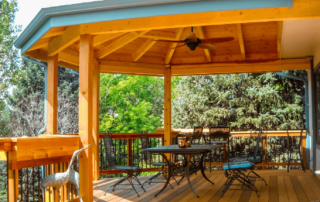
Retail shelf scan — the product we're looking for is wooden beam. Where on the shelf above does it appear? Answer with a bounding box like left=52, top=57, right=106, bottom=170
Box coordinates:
left=47, top=55, right=58, bottom=134
left=79, top=34, right=93, bottom=202
left=7, top=153, right=14, bottom=202
left=171, top=59, right=310, bottom=76
left=165, top=28, right=184, bottom=65
left=164, top=67, right=171, bottom=146
left=93, top=32, right=124, bottom=47
left=196, top=27, right=211, bottom=62
left=236, top=24, right=246, bottom=60
left=24, top=49, right=79, bottom=71
left=95, top=31, right=149, bottom=59
left=29, top=39, right=50, bottom=51
left=277, top=21, right=284, bottom=59
left=48, top=25, right=80, bottom=56
left=99, top=60, right=165, bottom=76
left=92, top=61, right=100, bottom=181
left=59, top=48, right=79, bottom=66
left=42, top=30, right=65, bottom=39
left=132, top=39, right=156, bottom=62
left=80, top=0, right=320, bottom=34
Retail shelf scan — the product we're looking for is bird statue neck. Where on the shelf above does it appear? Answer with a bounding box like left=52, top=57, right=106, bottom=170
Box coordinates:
left=67, top=152, right=78, bottom=172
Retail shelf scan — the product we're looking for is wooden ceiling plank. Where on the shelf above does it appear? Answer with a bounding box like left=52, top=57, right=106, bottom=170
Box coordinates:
left=80, top=0, right=320, bottom=35
left=29, top=40, right=50, bottom=51
left=93, top=33, right=124, bottom=47
left=48, top=25, right=80, bottom=56
left=165, top=28, right=184, bottom=65
left=95, top=30, right=150, bottom=59
left=277, top=21, right=283, bottom=59
left=236, top=24, right=246, bottom=60
left=99, top=60, right=165, bottom=76
left=132, top=39, right=157, bottom=62
left=196, top=26, right=211, bottom=62
left=171, top=59, right=310, bottom=76
left=42, top=30, right=65, bottom=39
left=141, top=30, right=176, bottom=40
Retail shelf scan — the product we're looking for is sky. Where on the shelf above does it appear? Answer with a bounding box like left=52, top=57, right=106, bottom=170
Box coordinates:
left=15, top=0, right=101, bottom=30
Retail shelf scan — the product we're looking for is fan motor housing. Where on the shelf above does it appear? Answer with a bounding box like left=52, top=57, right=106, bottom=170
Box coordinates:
left=185, top=38, right=201, bottom=51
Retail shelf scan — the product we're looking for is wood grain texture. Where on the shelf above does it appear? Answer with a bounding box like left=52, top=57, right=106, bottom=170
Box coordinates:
left=164, top=67, right=171, bottom=146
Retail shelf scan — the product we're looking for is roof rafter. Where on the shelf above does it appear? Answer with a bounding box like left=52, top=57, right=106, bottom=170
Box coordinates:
left=48, top=25, right=81, bottom=56
left=236, top=24, right=246, bottom=60
left=196, top=26, right=211, bottom=62
left=132, top=39, right=157, bottom=62
left=93, top=33, right=124, bottom=47
left=95, top=30, right=150, bottom=59
left=165, top=28, right=184, bottom=65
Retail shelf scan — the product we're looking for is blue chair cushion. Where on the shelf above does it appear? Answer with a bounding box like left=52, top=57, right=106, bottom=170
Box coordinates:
left=151, top=162, right=167, bottom=166
left=223, top=161, right=253, bottom=170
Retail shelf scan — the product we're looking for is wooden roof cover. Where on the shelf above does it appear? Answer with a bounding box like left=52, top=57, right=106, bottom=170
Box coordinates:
left=16, top=0, right=317, bottom=76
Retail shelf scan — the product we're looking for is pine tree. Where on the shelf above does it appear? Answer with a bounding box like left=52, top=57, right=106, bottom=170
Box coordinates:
left=172, top=71, right=306, bottom=131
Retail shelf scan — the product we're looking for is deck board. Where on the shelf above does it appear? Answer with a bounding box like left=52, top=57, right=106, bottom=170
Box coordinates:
left=93, top=170, right=320, bottom=202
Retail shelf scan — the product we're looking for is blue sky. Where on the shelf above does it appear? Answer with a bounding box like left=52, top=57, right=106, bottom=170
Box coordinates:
left=15, top=0, right=100, bottom=29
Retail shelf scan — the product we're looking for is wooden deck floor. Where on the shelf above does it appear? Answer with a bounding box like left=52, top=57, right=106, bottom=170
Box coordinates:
left=93, top=170, right=320, bottom=202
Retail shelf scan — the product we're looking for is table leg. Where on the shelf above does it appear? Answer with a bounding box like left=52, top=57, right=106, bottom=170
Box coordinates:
left=200, top=154, right=214, bottom=184
left=155, top=154, right=171, bottom=197
left=186, top=156, right=199, bottom=198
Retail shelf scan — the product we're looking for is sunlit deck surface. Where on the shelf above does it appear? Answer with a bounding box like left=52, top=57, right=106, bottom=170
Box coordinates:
left=93, top=170, right=320, bottom=202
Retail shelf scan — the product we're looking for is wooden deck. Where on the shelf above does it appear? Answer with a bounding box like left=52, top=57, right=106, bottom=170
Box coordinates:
left=93, top=170, right=320, bottom=202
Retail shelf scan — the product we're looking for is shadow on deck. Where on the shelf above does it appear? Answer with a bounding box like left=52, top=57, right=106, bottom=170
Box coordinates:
left=93, top=170, right=320, bottom=202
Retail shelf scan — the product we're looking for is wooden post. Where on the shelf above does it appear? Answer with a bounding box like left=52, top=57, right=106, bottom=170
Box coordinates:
left=79, top=34, right=94, bottom=201
left=7, top=152, right=14, bottom=202
left=92, top=61, right=100, bottom=180
left=54, top=164, right=59, bottom=202
left=164, top=67, right=172, bottom=146
left=262, top=135, right=267, bottom=170
left=302, top=136, right=306, bottom=168
left=47, top=55, right=58, bottom=134
left=14, top=169, right=19, bottom=200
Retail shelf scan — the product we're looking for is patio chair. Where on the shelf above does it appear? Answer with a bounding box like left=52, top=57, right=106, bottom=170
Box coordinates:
left=287, top=129, right=305, bottom=172
left=139, top=131, right=175, bottom=188
left=102, top=131, right=146, bottom=197
left=191, top=126, right=203, bottom=144
left=229, top=129, right=267, bottom=185
left=205, top=126, right=230, bottom=173
left=221, top=130, right=261, bottom=197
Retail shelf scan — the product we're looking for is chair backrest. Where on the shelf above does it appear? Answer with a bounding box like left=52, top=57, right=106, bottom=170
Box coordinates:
left=102, top=131, right=117, bottom=168
left=208, top=126, right=230, bottom=140
left=251, top=129, right=262, bottom=165
left=139, top=131, right=151, bottom=163
left=192, top=126, right=203, bottom=144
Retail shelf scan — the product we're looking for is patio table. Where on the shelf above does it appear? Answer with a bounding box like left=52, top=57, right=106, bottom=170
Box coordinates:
left=142, top=144, right=223, bottom=198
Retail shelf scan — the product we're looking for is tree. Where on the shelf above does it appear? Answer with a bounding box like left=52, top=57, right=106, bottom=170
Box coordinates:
left=99, top=74, right=164, bottom=133
left=172, top=71, right=306, bottom=131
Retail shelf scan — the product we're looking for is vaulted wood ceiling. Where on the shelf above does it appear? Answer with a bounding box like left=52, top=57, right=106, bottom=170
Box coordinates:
left=26, top=21, right=281, bottom=69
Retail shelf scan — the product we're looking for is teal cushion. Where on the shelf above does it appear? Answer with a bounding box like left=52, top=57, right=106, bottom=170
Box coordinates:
left=230, top=156, right=262, bottom=163
left=223, top=161, right=253, bottom=170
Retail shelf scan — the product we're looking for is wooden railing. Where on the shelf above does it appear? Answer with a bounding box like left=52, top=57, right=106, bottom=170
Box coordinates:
left=98, top=129, right=307, bottom=175
left=0, top=135, right=81, bottom=202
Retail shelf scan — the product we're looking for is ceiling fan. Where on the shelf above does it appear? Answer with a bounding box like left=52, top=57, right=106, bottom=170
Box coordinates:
left=155, top=27, right=234, bottom=51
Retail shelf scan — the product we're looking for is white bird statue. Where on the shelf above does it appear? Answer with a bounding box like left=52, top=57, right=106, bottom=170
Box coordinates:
left=69, top=170, right=82, bottom=202
left=41, top=145, right=90, bottom=201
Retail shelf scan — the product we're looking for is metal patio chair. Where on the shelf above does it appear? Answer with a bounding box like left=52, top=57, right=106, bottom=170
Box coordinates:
left=102, top=131, right=146, bottom=197
left=221, top=130, right=261, bottom=197
left=205, top=126, right=230, bottom=173
left=287, top=129, right=305, bottom=172
left=139, top=131, right=175, bottom=188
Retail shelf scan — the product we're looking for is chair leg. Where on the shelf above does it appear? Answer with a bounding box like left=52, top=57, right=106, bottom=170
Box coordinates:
left=210, top=151, right=212, bottom=173
left=249, top=170, right=268, bottom=185
left=132, top=174, right=146, bottom=192
left=127, top=176, right=140, bottom=197
left=221, top=175, right=234, bottom=197
left=299, top=150, right=305, bottom=172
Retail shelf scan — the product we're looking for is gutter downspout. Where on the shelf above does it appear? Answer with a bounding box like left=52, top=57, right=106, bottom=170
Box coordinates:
left=276, top=72, right=310, bottom=169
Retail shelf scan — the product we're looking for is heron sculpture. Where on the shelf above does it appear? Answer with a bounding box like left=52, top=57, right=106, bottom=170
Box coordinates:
left=41, top=145, right=90, bottom=201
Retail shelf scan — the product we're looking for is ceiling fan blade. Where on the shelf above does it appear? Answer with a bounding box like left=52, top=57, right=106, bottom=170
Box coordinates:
left=171, top=44, right=187, bottom=49
left=186, top=31, right=197, bottom=42
left=201, top=37, right=234, bottom=44
left=198, top=44, right=217, bottom=50
left=153, top=39, right=184, bottom=43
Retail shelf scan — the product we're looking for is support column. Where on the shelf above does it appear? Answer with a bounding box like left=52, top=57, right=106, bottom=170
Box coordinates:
left=46, top=55, right=58, bottom=134
left=92, top=61, right=100, bottom=180
left=7, top=152, right=14, bottom=202
left=164, top=67, right=172, bottom=146
left=79, top=34, right=94, bottom=201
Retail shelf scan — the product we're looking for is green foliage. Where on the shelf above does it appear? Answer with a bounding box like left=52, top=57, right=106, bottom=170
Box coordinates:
left=172, top=71, right=307, bottom=131
left=99, top=74, right=164, bottom=133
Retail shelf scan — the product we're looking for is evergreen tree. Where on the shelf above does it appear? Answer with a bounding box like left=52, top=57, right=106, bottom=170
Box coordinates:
left=172, top=71, right=306, bottom=131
